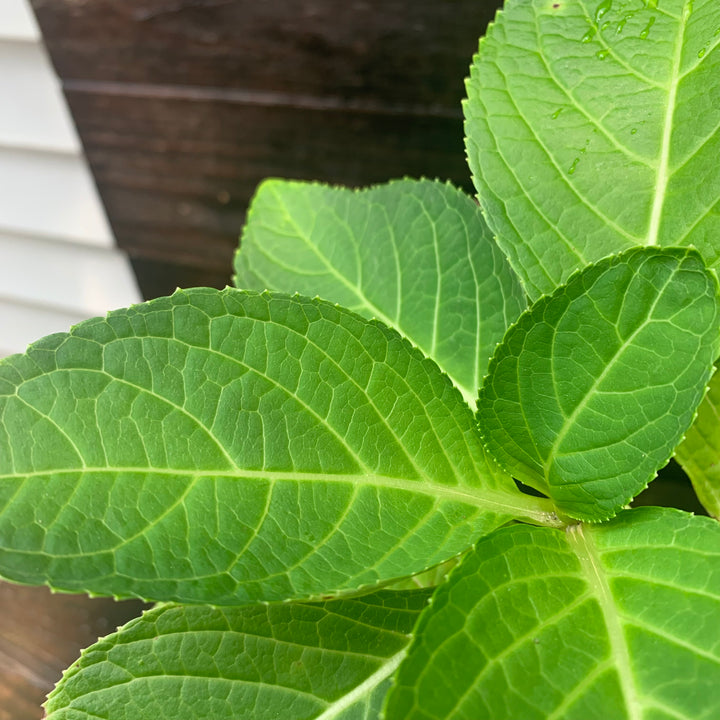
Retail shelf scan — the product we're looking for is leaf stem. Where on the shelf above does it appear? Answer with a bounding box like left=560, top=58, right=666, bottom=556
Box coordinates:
left=496, top=490, right=566, bottom=529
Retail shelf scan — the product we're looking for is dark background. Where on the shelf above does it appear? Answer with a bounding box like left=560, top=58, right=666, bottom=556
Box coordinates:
left=3, top=1, right=503, bottom=716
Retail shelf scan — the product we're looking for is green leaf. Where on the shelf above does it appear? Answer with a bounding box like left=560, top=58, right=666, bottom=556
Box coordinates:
left=234, top=178, right=527, bottom=406
left=45, top=589, right=430, bottom=720
left=0, top=288, right=555, bottom=604
left=477, top=247, right=720, bottom=521
left=675, top=366, right=720, bottom=519
left=385, top=507, right=720, bottom=720
left=465, top=0, right=720, bottom=299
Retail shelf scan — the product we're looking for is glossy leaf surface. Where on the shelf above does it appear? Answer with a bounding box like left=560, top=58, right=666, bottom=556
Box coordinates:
left=675, top=366, right=720, bottom=519
left=0, top=289, right=552, bottom=604
left=477, top=247, right=720, bottom=521
left=45, top=589, right=430, bottom=720
left=234, top=178, right=526, bottom=405
left=385, top=507, right=720, bottom=720
left=465, top=0, right=720, bottom=298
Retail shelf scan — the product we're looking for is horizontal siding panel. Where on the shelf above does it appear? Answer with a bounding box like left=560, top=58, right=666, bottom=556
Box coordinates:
left=0, top=40, right=80, bottom=152
left=0, top=298, right=88, bottom=357
left=0, top=232, right=140, bottom=316
left=0, top=0, right=40, bottom=42
left=0, top=147, right=114, bottom=247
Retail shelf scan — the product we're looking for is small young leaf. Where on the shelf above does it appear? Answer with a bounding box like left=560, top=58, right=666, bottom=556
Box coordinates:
left=465, top=0, right=720, bottom=298
left=0, top=289, right=554, bottom=604
left=45, top=589, right=430, bottom=720
left=477, top=247, right=720, bottom=521
left=675, top=366, right=720, bottom=519
left=385, top=507, right=720, bottom=720
left=234, top=178, right=527, bottom=406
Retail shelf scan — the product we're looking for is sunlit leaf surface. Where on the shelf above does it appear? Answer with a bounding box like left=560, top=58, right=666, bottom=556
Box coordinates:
left=385, top=507, right=720, bottom=720
left=477, top=247, right=720, bottom=520
left=0, top=289, right=553, bottom=604
left=235, top=178, right=526, bottom=405
left=46, top=589, right=430, bottom=720
left=465, top=0, right=720, bottom=298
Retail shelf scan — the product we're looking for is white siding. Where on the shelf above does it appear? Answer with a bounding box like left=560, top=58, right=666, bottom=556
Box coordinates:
left=0, top=0, right=141, bottom=357
left=0, top=298, right=88, bottom=359
left=0, top=232, right=139, bottom=316
left=0, top=40, right=80, bottom=152
left=0, top=0, right=40, bottom=41
left=0, top=147, right=114, bottom=246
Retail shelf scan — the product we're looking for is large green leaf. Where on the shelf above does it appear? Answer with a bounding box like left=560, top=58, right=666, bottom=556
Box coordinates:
left=465, top=0, right=720, bottom=299
left=385, top=507, right=720, bottom=720
left=45, top=589, right=430, bottom=720
left=675, top=366, right=720, bottom=519
left=0, top=289, right=556, bottom=604
left=477, top=247, right=720, bottom=521
left=234, top=178, right=526, bottom=406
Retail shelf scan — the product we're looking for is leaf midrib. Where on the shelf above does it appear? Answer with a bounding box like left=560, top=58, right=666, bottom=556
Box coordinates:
left=543, top=260, right=675, bottom=483
left=0, top=466, right=560, bottom=527
left=567, top=524, right=641, bottom=720
left=646, top=3, right=687, bottom=246
left=313, top=648, right=406, bottom=720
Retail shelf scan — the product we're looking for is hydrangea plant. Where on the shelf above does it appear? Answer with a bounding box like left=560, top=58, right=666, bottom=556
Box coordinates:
left=1, top=0, right=719, bottom=717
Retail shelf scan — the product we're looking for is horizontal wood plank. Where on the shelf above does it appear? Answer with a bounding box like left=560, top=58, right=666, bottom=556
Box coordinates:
left=31, top=0, right=498, bottom=110
left=0, top=582, right=147, bottom=720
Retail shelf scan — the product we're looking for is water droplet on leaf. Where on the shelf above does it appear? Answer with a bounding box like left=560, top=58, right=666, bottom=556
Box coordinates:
left=582, top=27, right=597, bottom=43
left=596, top=49, right=609, bottom=59
left=698, top=47, right=706, bottom=58
left=552, top=108, right=563, bottom=119
left=595, top=0, right=612, bottom=23
left=640, top=15, right=656, bottom=39
left=568, top=157, right=580, bottom=175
